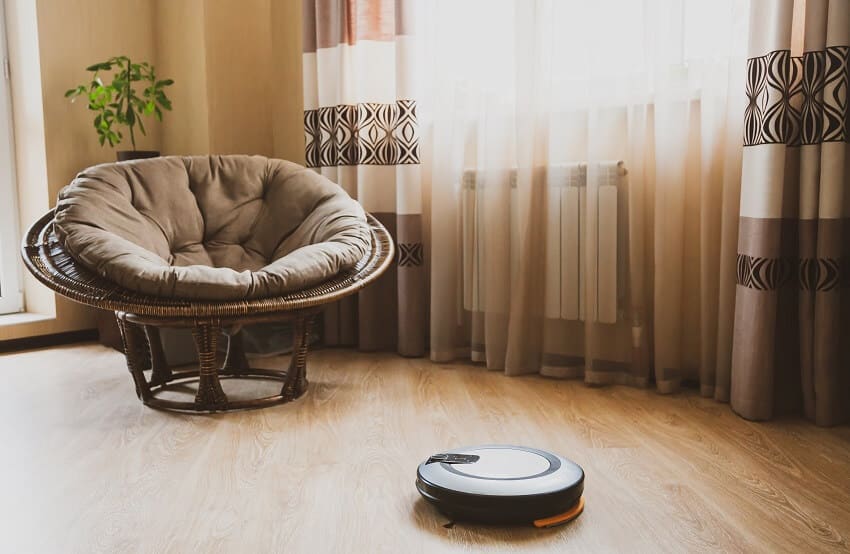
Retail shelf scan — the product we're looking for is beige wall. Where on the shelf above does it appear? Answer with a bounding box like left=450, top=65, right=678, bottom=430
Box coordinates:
left=272, top=0, right=305, bottom=164
left=204, top=0, right=275, bottom=156
left=3, top=0, right=304, bottom=340
left=155, top=0, right=211, bottom=155
left=2, top=0, right=160, bottom=340
left=155, top=0, right=303, bottom=158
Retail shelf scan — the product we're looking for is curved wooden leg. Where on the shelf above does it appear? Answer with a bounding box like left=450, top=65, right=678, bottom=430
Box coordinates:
left=192, top=320, right=227, bottom=408
left=116, top=314, right=151, bottom=401
left=222, top=331, right=250, bottom=375
left=282, top=315, right=311, bottom=400
left=144, top=325, right=172, bottom=385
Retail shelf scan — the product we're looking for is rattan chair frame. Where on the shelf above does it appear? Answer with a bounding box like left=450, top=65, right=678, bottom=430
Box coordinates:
left=21, top=210, right=394, bottom=413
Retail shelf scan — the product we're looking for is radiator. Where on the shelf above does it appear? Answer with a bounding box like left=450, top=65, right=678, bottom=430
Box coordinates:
left=462, top=162, right=627, bottom=323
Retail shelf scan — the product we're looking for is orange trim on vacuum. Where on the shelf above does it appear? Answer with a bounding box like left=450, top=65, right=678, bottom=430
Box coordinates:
left=533, top=495, right=585, bottom=528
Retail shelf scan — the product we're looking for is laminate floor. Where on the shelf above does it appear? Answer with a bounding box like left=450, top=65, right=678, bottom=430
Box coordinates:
left=1, top=343, right=848, bottom=553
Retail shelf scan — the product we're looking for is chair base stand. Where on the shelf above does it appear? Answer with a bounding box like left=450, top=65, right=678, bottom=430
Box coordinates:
left=116, top=311, right=315, bottom=414
left=142, top=369, right=308, bottom=413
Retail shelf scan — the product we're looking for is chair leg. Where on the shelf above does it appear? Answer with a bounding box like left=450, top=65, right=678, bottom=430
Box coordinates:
left=222, top=331, right=250, bottom=375
left=116, top=315, right=151, bottom=401
left=282, top=315, right=311, bottom=400
left=192, top=320, right=228, bottom=408
left=144, top=325, right=172, bottom=385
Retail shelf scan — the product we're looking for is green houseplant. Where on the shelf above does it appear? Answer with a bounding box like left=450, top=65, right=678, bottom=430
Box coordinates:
left=66, top=56, right=175, bottom=351
left=65, top=56, right=174, bottom=161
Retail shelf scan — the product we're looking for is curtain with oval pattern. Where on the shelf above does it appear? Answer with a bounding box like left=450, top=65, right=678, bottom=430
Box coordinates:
left=301, top=0, right=425, bottom=356
left=734, top=0, right=849, bottom=425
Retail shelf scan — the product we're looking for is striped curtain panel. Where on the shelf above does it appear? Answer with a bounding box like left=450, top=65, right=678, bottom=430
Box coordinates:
left=302, top=0, right=425, bottom=356
left=734, top=0, right=849, bottom=425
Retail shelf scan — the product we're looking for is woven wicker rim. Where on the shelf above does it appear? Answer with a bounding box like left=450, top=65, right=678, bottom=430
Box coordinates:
left=21, top=209, right=394, bottom=318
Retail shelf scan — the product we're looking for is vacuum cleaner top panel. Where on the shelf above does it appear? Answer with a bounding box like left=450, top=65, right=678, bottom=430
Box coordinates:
left=417, top=445, right=584, bottom=497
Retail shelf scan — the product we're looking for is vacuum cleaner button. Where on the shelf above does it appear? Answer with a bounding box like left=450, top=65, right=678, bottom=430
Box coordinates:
left=426, top=453, right=481, bottom=465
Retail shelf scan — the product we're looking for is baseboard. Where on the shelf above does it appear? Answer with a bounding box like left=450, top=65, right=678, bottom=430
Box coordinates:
left=0, top=329, right=99, bottom=353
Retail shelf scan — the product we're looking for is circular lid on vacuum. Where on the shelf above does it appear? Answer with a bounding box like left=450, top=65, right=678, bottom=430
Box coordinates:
left=416, top=445, right=585, bottom=525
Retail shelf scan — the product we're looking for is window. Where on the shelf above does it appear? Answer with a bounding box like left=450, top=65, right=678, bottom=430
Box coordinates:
left=0, top=2, right=22, bottom=315
left=421, top=0, right=750, bottom=118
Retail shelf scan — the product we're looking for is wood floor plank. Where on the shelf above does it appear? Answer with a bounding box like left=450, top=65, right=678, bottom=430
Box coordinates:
left=607, top=386, right=850, bottom=552
left=1, top=344, right=848, bottom=553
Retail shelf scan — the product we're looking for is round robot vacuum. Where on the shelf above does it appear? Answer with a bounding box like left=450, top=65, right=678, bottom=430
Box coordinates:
left=416, top=445, right=585, bottom=527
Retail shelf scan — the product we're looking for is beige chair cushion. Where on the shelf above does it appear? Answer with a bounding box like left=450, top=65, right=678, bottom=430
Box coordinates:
left=54, top=155, right=370, bottom=300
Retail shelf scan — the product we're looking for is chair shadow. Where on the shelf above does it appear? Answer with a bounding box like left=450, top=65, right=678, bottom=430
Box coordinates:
left=74, top=366, right=356, bottom=430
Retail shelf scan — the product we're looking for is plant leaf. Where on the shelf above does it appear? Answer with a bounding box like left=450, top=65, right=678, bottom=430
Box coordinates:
left=73, top=57, right=171, bottom=146
left=85, top=62, right=112, bottom=72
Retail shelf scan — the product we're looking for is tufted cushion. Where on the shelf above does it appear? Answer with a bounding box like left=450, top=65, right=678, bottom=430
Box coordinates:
left=53, top=155, right=371, bottom=300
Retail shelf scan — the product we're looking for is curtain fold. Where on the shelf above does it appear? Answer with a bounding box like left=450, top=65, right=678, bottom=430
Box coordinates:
left=734, top=0, right=849, bottom=425
left=302, top=0, right=425, bottom=356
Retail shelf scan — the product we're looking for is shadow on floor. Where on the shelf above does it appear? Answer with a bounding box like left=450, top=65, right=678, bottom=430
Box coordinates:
left=409, top=497, right=582, bottom=546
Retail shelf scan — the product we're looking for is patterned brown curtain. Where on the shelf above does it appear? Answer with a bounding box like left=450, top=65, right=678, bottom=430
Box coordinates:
left=734, top=0, right=849, bottom=425
left=302, top=0, right=425, bottom=356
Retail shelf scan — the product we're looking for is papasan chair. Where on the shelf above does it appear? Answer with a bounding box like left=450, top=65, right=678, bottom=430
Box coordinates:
left=21, top=155, right=393, bottom=412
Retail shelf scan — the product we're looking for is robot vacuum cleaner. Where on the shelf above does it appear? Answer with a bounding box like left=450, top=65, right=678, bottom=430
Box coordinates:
left=416, top=445, right=585, bottom=527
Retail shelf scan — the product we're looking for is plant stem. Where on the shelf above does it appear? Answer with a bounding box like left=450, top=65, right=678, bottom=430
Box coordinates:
left=126, top=57, right=136, bottom=151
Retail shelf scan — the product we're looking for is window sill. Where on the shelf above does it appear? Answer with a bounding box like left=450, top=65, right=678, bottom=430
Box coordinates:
left=0, top=311, right=54, bottom=328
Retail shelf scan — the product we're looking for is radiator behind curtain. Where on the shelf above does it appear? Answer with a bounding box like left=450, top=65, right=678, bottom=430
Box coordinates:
left=462, top=161, right=628, bottom=323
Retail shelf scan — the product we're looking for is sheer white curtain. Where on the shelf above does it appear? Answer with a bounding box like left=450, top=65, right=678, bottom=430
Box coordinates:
left=420, top=0, right=751, bottom=396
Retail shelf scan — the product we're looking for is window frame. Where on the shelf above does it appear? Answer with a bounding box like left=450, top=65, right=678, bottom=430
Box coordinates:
left=0, top=0, right=23, bottom=315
